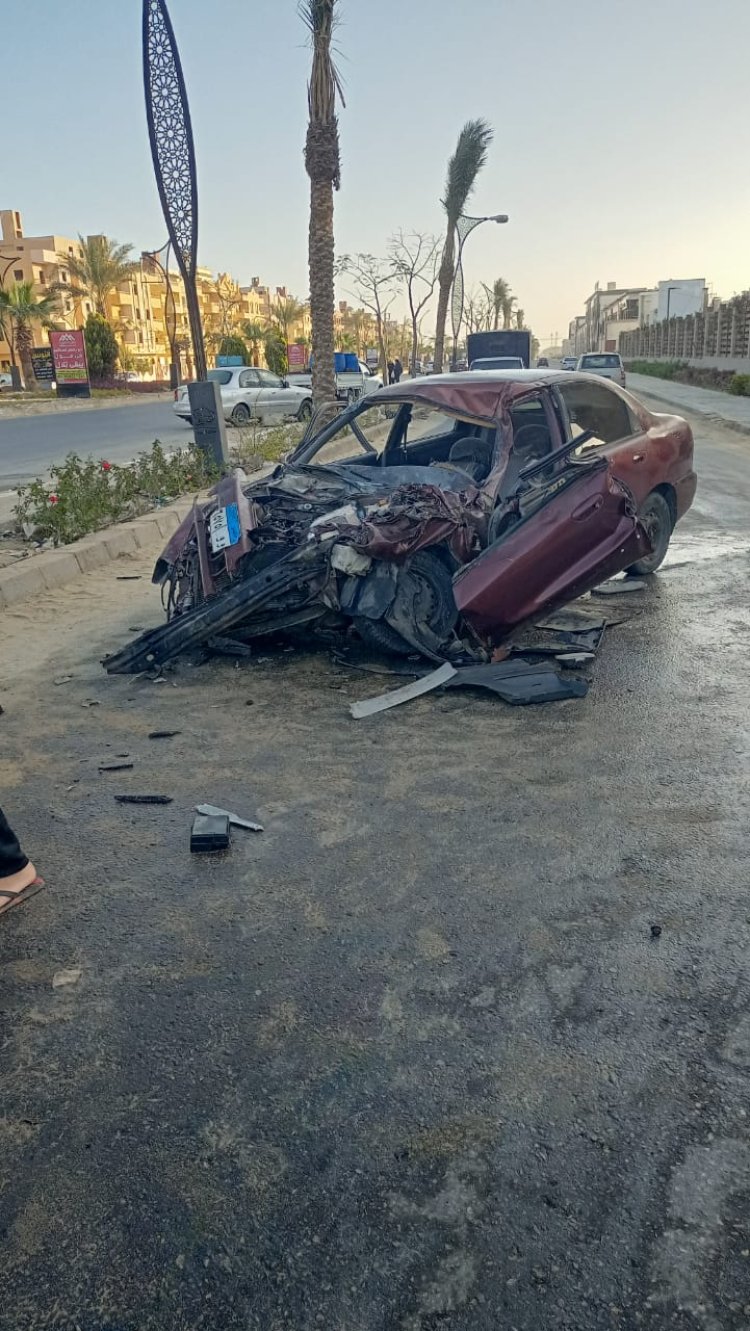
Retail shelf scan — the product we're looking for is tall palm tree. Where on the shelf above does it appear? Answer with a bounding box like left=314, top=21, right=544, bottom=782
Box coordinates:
left=482, top=277, right=510, bottom=329
left=502, top=294, right=516, bottom=329
left=58, top=234, right=136, bottom=316
left=241, top=320, right=266, bottom=368
left=300, top=0, right=344, bottom=410
left=433, top=119, right=494, bottom=374
left=515, top=308, right=525, bottom=330
left=0, top=282, right=61, bottom=387
left=271, top=295, right=306, bottom=350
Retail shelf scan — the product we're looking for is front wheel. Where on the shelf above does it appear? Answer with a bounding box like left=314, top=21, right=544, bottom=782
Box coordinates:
left=297, top=399, right=313, bottom=422
left=626, top=490, right=673, bottom=575
left=231, top=402, right=252, bottom=426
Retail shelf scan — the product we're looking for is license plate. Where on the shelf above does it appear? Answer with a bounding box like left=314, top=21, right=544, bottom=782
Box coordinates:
left=208, top=503, right=241, bottom=553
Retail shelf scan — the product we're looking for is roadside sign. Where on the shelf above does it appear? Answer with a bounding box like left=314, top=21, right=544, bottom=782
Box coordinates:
left=287, top=344, right=306, bottom=368
left=30, top=346, right=55, bottom=383
left=50, top=329, right=90, bottom=398
left=216, top=355, right=244, bottom=366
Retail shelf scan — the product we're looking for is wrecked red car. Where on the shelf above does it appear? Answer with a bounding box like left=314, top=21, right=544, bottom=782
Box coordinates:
left=104, top=371, right=696, bottom=674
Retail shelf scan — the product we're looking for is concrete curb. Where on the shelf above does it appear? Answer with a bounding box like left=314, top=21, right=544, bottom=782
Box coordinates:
left=0, top=500, right=193, bottom=610
left=631, top=381, right=750, bottom=439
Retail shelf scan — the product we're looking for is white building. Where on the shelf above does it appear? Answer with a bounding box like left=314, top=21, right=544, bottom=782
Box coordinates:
left=654, top=278, right=707, bottom=323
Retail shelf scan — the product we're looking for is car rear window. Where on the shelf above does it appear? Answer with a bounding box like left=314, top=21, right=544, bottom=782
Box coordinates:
left=580, top=355, right=621, bottom=369
left=208, top=369, right=233, bottom=385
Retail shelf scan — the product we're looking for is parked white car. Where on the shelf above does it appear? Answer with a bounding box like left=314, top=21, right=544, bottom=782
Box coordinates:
left=576, top=352, right=626, bottom=386
left=174, top=367, right=313, bottom=427
left=0, top=371, right=14, bottom=390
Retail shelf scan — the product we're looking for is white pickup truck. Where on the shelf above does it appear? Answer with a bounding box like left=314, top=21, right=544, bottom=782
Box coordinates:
left=287, top=357, right=383, bottom=404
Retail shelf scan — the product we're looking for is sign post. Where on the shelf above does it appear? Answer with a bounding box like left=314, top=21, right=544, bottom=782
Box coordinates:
left=49, top=330, right=91, bottom=399
left=30, top=347, right=55, bottom=386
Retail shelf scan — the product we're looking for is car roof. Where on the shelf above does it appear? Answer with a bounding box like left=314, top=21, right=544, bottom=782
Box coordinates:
left=376, top=369, right=637, bottom=421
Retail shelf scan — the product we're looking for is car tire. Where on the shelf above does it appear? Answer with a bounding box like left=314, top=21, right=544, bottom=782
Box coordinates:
left=354, top=551, right=457, bottom=657
left=297, top=399, right=313, bottom=422
left=232, top=403, right=252, bottom=426
left=626, top=490, right=673, bottom=575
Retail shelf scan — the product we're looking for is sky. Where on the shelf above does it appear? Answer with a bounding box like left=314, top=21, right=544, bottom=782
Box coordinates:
left=4, top=0, right=750, bottom=346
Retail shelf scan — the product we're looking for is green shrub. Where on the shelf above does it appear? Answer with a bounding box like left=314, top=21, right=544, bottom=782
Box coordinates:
left=231, top=421, right=303, bottom=468
left=15, top=440, right=217, bottom=545
left=218, top=334, right=249, bottom=363
left=729, top=373, right=750, bottom=396
left=625, top=360, right=686, bottom=380
left=84, top=313, right=120, bottom=380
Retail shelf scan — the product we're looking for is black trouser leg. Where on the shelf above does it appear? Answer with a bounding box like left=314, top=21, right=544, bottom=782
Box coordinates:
left=0, top=806, right=28, bottom=879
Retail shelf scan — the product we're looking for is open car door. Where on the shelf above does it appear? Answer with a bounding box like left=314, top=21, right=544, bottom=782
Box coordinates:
left=454, top=449, right=650, bottom=642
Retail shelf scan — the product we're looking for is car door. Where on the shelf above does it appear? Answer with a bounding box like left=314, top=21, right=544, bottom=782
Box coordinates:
left=554, top=377, right=658, bottom=509
left=256, top=368, right=296, bottom=420
left=236, top=368, right=261, bottom=418
left=454, top=456, right=649, bottom=641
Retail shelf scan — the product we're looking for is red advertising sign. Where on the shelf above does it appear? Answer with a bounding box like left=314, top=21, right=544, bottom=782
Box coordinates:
left=50, top=329, right=89, bottom=385
left=287, top=343, right=306, bottom=369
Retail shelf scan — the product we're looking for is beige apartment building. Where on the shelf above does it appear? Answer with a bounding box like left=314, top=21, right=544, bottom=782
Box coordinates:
left=1, top=207, right=374, bottom=380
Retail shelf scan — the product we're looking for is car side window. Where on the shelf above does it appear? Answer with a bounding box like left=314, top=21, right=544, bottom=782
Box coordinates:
left=239, top=370, right=259, bottom=388
left=558, top=380, right=636, bottom=448
left=258, top=370, right=282, bottom=389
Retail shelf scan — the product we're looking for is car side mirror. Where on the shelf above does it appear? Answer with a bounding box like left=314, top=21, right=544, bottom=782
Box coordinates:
left=281, top=378, right=289, bottom=388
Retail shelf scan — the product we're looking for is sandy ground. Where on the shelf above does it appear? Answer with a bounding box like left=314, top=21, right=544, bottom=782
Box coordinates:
left=2, top=399, right=750, bottom=1329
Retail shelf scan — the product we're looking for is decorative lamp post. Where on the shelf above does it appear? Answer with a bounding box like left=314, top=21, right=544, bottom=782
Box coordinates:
left=142, top=0, right=206, bottom=382
left=450, top=213, right=508, bottom=369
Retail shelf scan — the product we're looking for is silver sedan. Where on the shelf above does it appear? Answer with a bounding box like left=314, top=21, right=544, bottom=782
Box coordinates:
left=174, top=367, right=313, bottom=427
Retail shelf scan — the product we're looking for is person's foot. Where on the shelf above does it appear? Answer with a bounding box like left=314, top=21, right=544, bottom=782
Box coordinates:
left=0, top=862, right=44, bottom=917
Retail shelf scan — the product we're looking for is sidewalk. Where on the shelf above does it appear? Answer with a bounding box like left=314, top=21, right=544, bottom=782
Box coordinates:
left=627, top=372, right=750, bottom=436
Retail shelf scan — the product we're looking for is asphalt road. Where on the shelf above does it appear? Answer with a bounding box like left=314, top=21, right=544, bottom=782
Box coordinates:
left=2, top=391, right=750, bottom=1329
left=0, top=400, right=189, bottom=487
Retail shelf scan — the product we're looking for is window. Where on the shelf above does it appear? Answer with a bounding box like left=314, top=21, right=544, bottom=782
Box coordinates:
left=579, top=354, right=622, bottom=369
left=239, top=370, right=260, bottom=388
left=207, top=369, right=233, bottom=386
left=61, top=270, right=68, bottom=282
left=257, top=370, right=282, bottom=388
left=403, top=405, right=456, bottom=448
left=558, top=380, right=635, bottom=447
left=38, top=271, right=45, bottom=284
left=14, top=269, right=23, bottom=280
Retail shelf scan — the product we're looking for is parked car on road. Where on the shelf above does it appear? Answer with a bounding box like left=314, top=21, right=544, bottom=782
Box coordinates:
left=470, top=356, right=525, bottom=371
left=0, top=371, right=14, bottom=391
left=174, top=366, right=312, bottom=427
left=561, top=356, right=577, bottom=371
left=537, top=357, right=549, bottom=368
left=576, top=352, right=626, bottom=386
left=109, top=369, right=697, bottom=675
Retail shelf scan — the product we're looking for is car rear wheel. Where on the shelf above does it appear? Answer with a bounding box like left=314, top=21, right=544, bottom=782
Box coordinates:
left=354, top=551, right=457, bottom=657
left=297, top=399, right=313, bottom=422
left=626, top=490, right=673, bottom=575
left=232, top=403, right=252, bottom=426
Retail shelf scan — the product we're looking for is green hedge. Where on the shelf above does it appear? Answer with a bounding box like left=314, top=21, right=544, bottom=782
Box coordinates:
left=625, top=360, right=750, bottom=395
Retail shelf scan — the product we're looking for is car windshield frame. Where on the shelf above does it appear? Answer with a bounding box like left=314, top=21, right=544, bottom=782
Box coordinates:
left=289, top=395, right=497, bottom=469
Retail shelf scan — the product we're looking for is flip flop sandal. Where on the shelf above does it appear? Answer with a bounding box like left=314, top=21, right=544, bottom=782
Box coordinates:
left=0, top=877, right=45, bottom=919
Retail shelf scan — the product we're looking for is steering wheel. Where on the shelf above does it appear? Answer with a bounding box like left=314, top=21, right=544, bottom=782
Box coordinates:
left=447, top=436, right=495, bottom=482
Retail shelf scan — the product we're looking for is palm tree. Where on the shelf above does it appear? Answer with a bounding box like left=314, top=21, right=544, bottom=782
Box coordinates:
left=482, top=277, right=510, bottom=330
left=433, top=119, right=494, bottom=374
left=241, top=320, right=266, bottom=368
left=301, top=0, right=344, bottom=410
left=58, top=234, right=136, bottom=316
left=0, top=282, right=61, bottom=387
left=515, top=308, right=525, bottom=330
left=271, top=295, right=305, bottom=349
left=502, top=294, right=516, bottom=329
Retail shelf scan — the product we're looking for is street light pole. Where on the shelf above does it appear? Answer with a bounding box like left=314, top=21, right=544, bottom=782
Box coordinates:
left=664, top=284, right=680, bottom=358
left=450, top=213, right=508, bottom=370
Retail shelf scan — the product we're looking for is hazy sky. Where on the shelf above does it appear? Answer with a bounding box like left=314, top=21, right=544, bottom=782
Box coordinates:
left=4, top=0, right=749, bottom=344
